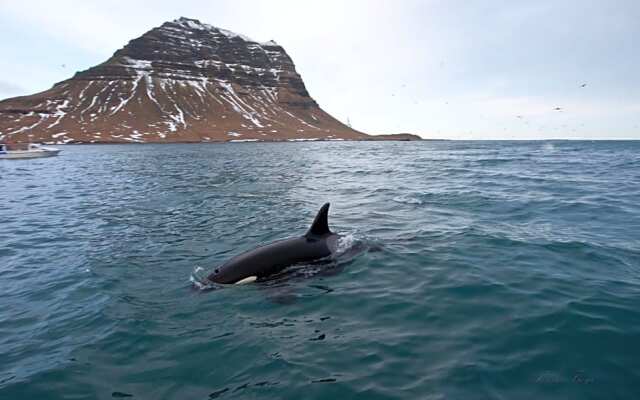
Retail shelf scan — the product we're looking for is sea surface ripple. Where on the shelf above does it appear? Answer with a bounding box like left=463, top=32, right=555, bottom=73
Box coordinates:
left=1, top=141, right=639, bottom=399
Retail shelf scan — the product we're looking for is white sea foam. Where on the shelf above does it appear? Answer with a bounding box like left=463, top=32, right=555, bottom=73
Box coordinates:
left=542, top=142, right=556, bottom=152
left=189, top=266, right=216, bottom=290
left=336, top=232, right=356, bottom=255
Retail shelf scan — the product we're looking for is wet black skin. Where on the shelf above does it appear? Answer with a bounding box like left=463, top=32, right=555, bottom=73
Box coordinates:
left=207, top=203, right=338, bottom=284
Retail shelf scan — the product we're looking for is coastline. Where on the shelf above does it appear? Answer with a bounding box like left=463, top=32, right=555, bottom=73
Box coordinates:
left=39, top=135, right=427, bottom=145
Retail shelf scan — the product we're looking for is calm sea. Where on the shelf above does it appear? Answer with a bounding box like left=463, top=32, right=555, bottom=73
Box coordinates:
left=1, top=141, right=639, bottom=399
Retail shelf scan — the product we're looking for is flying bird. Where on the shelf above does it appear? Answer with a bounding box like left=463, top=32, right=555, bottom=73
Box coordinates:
left=580, top=83, right=587, bottom=88
left=554, top=107, right=563, bottom=111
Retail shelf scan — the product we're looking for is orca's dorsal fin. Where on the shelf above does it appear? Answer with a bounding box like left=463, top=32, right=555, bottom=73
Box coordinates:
left=305, top=203, right=332, bottom=237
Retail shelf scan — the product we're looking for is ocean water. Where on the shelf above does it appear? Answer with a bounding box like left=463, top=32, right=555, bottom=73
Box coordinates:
left=1, top=141, right=639, bottom=399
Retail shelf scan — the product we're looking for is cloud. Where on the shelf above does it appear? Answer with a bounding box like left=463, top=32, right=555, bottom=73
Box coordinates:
left=0, top=80, right=26, bottom=98
left=451, top=94, right=640, bottom=119
left=1, top=1, right=143, bottom=54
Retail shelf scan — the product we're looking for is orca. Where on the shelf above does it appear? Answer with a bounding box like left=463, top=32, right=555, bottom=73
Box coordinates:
left=207, top=203, right=339, bottom=285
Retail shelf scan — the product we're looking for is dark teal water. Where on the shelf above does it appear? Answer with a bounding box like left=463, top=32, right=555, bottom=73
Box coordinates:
left=1, top=141, right=639, bottom=399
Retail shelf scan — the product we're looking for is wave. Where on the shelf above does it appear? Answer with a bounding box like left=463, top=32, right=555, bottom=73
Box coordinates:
left=392, top=196, right=423, bottom=205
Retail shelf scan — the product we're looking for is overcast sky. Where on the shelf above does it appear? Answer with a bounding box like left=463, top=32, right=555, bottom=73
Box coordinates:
left=1, top=0, right=639, bottom=139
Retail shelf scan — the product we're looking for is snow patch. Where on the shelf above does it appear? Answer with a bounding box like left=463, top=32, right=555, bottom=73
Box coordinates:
left=46, top=99, right=70, bottom=129
left=173, top=17, right=275, bottom=46
left=217, top=81, right=264, bottom=128
left=217, top=28, right=256, bottom=43
left=123, top=57, right=152, bottom=70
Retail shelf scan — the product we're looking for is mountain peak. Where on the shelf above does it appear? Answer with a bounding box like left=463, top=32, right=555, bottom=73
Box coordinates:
left=175, top=16, right=200, bottom=23
left=167, top=17, right=277, bottom=46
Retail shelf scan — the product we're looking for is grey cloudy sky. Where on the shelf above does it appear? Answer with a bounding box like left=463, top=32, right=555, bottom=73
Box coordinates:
left=1, top=0, right=639, bottom=139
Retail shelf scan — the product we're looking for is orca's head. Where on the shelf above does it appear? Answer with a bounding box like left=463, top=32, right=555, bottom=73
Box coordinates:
left=207, top=261, right=248, bottom=285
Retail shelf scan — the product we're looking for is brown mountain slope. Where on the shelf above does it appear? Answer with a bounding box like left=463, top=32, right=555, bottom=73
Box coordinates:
left=0, top=17, right=369, bottom=143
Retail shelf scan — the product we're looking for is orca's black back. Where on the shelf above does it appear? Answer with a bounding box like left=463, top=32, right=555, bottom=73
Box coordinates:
left=209, top=236, right=332, bottom=283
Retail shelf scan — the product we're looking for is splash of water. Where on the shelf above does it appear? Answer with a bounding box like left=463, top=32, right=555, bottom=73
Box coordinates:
left=189, top=266, right=216, bottom=290
left=335, top=232, right=356, bottom=256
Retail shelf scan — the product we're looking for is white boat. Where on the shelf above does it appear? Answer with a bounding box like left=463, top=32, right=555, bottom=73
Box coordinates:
left=0, top=143, right=61, bottom=159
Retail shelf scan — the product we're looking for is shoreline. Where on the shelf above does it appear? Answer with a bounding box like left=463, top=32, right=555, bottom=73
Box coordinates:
left=34, top=138, right=640, bottom=145
left=38, top=137, right=433, bottom=145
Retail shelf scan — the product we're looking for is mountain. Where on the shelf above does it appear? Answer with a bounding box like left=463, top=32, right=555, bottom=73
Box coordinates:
left=0, top=17, right=371, bottom=144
